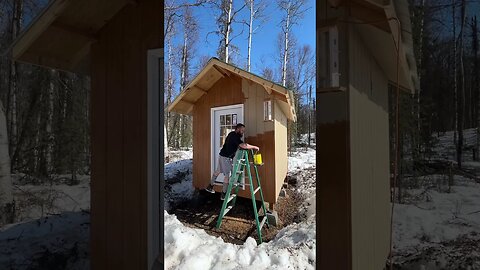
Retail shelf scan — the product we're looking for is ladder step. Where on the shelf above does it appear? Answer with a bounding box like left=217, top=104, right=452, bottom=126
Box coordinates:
left=222, top=205, right=233, bottom=217
left=226, top=194, right=236, bottom=203
left=253, top=186, right=261, bottom=194
left=259, top=216, right=267, bottom=230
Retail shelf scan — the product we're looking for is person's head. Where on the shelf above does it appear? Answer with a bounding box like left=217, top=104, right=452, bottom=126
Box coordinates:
left=235, top=123, right=245, bottom=135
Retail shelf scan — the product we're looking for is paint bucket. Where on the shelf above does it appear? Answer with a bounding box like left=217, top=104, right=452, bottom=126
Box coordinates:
left=253, top=152, right=263, bottom=165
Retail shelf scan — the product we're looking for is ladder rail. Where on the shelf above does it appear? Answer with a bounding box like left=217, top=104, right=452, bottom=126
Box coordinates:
left=215, top=149, right=269, bottom=244
left=251, top=149, right=269, bottom=228
left=244, top=152, right=264, bottom=243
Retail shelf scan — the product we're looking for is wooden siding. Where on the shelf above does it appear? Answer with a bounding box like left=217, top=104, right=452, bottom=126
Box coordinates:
left=273, top=100, right=288, bottom=205
left=192, top=75, right=244, bottom=192
left=90, top=0, right=162, bottom=269
left=241, top=79, right=276, bottom=205
left=192, top=76, right=282, bottom=206
left=317, top=91, right=352, bottom=270
left=318, top=5, right=353, bottom=268
left=349, top=26, right=391, bottom=270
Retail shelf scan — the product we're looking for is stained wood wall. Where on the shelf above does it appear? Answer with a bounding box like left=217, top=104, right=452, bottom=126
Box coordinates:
left=192, top=76, right=287, bottom=207
left=90, top=0, right=162, bottom=269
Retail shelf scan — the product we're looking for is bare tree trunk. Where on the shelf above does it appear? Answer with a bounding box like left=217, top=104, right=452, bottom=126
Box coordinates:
left=457, top=0, right=466, bottom=168
left=225, top=0, right=233, bottom=63
left=247, top=0, right=253, bottom=71
left=308, top=85, right=311, bottom=147
left=281, top=9, right=290, bottom=87
left=453, top=0, right=458, bottom=146
left=166, top=38, right=174, bottom=146
left=0, top=103, right=14, bottom=225
left=46, top=69, right=56, bottom=173
left=475, top=16, right=480, bottom=161
left=416, top=0, right=425, bottom=156
left=7, top=0, right=24, bottom=167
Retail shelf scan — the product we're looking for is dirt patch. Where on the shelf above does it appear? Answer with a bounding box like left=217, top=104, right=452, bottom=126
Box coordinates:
left=168, top=185, right=305, bottom=245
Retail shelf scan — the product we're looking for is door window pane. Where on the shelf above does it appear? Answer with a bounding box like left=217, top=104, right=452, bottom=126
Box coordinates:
left=232, top=114, right=237, bottom=125
left=226, top=114, right=231, bottom=125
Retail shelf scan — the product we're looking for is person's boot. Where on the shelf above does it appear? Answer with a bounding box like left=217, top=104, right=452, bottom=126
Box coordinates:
left=220, top=192, right=226, bottom=200
left=205, top=184, right=215, bottom=194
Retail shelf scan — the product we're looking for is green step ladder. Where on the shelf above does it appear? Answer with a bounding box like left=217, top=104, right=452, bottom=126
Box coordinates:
left=216, top=149, right=270, bottom=243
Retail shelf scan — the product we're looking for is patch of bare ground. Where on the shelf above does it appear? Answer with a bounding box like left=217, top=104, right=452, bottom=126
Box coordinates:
left=168, top=182, right=305, bottom=245
left=392, top=232, right=480, bottom=270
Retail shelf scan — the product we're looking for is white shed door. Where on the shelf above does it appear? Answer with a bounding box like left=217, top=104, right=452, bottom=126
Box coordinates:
left=211, top=104, right=244, bottom=179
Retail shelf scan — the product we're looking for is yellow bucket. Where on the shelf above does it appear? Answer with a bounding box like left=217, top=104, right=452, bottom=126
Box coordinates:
left=253, top=152, right=263, bottom=165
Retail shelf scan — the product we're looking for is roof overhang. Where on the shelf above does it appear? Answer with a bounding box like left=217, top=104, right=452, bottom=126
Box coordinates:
left=7, top=0, right=133, bottom=74
left=168, top=58, right=297, bottom=121
left=327, top=0, right=419, bottom=93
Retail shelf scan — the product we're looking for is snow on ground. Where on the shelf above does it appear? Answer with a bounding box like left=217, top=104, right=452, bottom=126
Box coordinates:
left=433, top=128, right=478, bottom=162
left=288, top=147, right=316, bottom=171
left=11, top=174, right=90, bottom=222
left=0, top=175, right=91, bottom=270
left=393, top=176, right=480, bottom=251
left=297, top=133, right=316, bottom=146
left=164, top=147, right=317, bottom=270
left=0, top=211, right=90, bottom=270
left=164, top=211, right=315, bottom=270
left=164, top=150, right=194, bottom=211
left=167, top=149, right=193, bottom=163
left=393, top=129, right=480, bottom=268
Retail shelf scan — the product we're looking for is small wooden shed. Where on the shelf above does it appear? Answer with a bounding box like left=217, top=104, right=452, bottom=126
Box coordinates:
left=168, top=58, right=296, bottom=209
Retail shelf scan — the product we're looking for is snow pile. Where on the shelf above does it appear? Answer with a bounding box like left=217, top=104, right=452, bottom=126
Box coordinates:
left=0, top=211, right=89, bottom=270
left=164, top=148, right=317, bottom=269
left=393, top=176, right=480, bottom=251
left=164, top=153, right=194, bottom=211
left=167, top=150, right=193, bottom=163
left=288, top=148, right=316, bottom=172
left=164, top=211, right=315, bottom=270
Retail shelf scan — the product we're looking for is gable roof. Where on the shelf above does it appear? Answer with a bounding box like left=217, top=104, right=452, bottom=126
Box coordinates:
left=6, top=0, right=131, bottom=74
left=168, top=58, right=297, bottom=121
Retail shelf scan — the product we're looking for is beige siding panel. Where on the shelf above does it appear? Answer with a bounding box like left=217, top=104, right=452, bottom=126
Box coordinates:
left=274, top=100, right=288, bottom=202
left=238, top=79, right=277, bottom=204
left=349, top=27, right=391, bottom=270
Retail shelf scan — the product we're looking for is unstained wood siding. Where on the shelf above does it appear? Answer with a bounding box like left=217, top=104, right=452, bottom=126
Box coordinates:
left=90, top=0, right=162, bottom=269
left=274, top=100, right=288, bottom=204
left=349, top=26, right=391, bottom=270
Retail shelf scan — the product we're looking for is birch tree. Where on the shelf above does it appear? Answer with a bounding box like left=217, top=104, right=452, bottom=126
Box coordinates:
left=177, top=6, right=198, bottom=148
left=276, top=0, right=307, bottom=87
left=244, top=0, right=267, bottom=71
left=212, top=0, right=246, bottom=63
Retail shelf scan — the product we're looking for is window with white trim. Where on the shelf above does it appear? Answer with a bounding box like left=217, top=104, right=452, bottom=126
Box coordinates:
left=264, top=100, right=272, bottom=121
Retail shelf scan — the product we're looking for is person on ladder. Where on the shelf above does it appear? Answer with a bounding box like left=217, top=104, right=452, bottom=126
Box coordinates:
left=205, top=123, right=259, bottom=200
